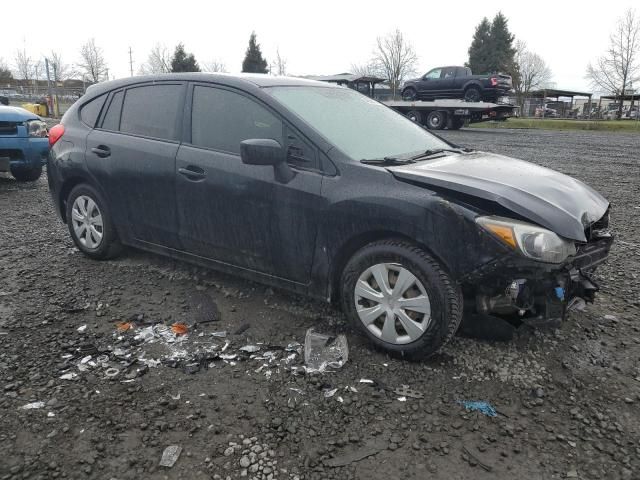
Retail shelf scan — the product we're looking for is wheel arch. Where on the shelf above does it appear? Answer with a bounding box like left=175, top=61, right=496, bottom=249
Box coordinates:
left=463, top=81, right=483, bottom=93
left=328, top=230, right=451, bottom=303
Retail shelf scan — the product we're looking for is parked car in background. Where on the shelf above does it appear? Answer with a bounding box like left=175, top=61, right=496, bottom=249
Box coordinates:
left=48, top=73, right=612, bottom=358
left=401, top=66, right=513, bottom=102
left=535, top=106, right=559, bottom=118
left=0, top=106, right=48, bottom=181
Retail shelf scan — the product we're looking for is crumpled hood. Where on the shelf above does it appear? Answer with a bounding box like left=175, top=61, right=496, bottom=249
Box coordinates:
left=389, top=151, right=609, bottom=242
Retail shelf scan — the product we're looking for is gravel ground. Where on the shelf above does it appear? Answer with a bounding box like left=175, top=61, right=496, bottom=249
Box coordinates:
left=1, top=128, right=639, bottom=480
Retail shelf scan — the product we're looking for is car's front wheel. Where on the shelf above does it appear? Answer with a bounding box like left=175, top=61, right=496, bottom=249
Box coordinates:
left=341, top=240, right=462, bottom=359
left=66, top=184, right=122, bottom=260
left=10, top=165, right=42, bottom=182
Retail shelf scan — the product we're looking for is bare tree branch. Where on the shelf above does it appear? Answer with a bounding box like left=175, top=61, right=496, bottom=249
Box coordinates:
left=586, top=8, right=640, bottom=118
left=351, top=61, right=383, bottom=78
left=203, top=59, right=227, bottom=73
left=139, top=43, right=172, bottom=75
left=514, top=40, right=553, bottom=108
left=273, top=48, right=287, bottom=75
left=14, top=47, right=33, bottom=82
left=372, top=29, right=418, bottom=99
left=78, top=38, right=108, bottom=83
left=49, top=51, right=75, bottom=82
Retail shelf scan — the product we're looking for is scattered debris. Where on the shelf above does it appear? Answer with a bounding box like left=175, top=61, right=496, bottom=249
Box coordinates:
left=210, top=331, right=227, bottom=338
left=77, top=325, right=87, bottom=332
left=397, top=396, right=407, bottom=402
left=359, top=378, right=374, bottom=384
left=170, top=323, right=189, bottom=335
left=239, top=345, right=260, bottom=353
left=59, top=372, right=78, bottom=380
left=323, top=388, right=338, bottom=398
left=116, top=321, right=133, bottom=332
left=19, top=401, right=45, bottom=410
left=159, top=445, right=182, bottom=468
left=325, top=439, right=386, bottom=467
left=304, top=328, right=348, bottom=373
left=393, top=385, right=424, bottom=399
left=458, top=400, right=498, bottom=417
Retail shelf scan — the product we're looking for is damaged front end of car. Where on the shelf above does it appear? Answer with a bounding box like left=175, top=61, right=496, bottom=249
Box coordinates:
left=465, top=209, right=613, bottom=327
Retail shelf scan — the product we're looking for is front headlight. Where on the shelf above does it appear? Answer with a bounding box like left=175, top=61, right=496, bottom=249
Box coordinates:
left=27, top=119, right=48, bottom=138
left=476, top=216, right=576, bottom=264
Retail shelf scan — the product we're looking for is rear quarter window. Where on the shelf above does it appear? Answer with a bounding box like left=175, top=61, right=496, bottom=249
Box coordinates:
left=101, top=91, right=124, bottom=131
left=79, top=94, right=106, bottom=127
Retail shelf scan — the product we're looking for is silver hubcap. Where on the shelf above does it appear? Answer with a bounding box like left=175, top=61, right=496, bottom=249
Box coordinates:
left=354, top=263, right=431, bottom=345
left=71, top=195, right=103, bottom=249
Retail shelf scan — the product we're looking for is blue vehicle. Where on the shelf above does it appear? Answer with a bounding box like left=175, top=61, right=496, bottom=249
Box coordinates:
left=0, top=106, right=49, bottom=181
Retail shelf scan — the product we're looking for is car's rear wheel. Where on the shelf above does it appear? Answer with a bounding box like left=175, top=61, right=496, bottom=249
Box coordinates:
left=426, top=111, right=446, bottom=130
left=402, top=88, right=417, bottom=101
left=464, top=86, right=482, bottom=102
left=341, top=240, right=462, bottom=359
left=10, top=165, right=42, bottom=182
left=66, top=184, right=122, bottom=260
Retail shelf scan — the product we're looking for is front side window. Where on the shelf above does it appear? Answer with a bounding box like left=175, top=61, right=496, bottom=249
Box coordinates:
left=191, top=86, right=283, bottom=154
left=266, top=86, right=449, bottom=161
left=120, top=84, right=182, bottom=140
left=425, top=69, right=442, bottom=80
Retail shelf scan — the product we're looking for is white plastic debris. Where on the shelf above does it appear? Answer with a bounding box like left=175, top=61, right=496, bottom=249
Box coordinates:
left=77, top=325, right=87, bottom=332
left=20, top=401, right=45, bottom=410
left=59, top=372, right=78, bottom=380
left=359, top=379, right=374, bottom=384
left=397, top=396, right=407, bottom=402
left=304, top=328, right=348, bottom=373
left=323, top=388, right=338, bottom=398
left=239, top=345, right=260, bottom=353
left=159, top=445, right=182, bottom=467
left=210, top=331, right=227, bottom=338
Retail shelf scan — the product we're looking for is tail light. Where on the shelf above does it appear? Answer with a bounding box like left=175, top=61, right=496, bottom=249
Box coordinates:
left=490, top=77, right=498, bottom=86
left=48, top=124, right=65, bottom=147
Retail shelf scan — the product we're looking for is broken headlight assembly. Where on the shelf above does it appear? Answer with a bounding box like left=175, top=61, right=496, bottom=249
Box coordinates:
left=476, top=216, right=576, bottom=264
left=26, top=119, right=48, bottom=138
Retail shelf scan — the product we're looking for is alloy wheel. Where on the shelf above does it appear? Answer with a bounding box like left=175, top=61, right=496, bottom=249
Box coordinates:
left=354, top=263, right=431, bottom=344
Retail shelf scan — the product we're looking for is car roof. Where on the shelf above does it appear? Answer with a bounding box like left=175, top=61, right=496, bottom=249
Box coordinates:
left=0, top=105, right=40, bottom=122
left=85, top=73, right=336, bottom=97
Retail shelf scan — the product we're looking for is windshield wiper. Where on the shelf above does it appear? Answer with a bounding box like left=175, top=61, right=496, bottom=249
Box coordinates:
left=410, top=148, right=471, bottom=160
left=361, top=156, right=416, bottom=165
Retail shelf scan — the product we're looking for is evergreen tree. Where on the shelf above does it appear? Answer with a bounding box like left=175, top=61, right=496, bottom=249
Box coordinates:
left=467, top=13, right=516, bottom=77
left=171, top=43, right=200, bottom=73
left=242, top=32, right=268, bottom=74
left=466, top=18, right=491, bottom=75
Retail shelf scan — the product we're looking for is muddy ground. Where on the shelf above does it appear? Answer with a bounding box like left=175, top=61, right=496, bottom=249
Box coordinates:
left=1, top=127, right=639, bottom=480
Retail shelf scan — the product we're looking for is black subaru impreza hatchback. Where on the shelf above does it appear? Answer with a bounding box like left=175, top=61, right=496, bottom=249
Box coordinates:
left=48, top=73, right=613, bottom=358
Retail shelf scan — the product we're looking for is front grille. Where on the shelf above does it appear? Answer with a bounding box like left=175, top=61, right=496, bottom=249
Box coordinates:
left=0, top=121, right=19, bottom=136
left=0, top=149, right=24, bottom=160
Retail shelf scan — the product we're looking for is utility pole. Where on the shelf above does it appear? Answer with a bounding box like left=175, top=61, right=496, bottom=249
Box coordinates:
left=45, top=58, right=53, bottom=117
left=128, top=47, right=134, bottom=77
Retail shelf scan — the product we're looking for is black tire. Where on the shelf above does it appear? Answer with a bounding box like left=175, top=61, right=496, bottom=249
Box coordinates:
left=405, top=110, right=423, bottom=123
left=10, top=164, right=42, bottom=182
left=340, top=239, right=463, bottom=359
left=464, top=86, right=481, bottom=102
left=448, top=117, right=465, bottom=130
left=426, top=111, right=446, bottom=130
left=65, top=184, right=122, bottom=260
left=401, top=88, right=417, bottom=101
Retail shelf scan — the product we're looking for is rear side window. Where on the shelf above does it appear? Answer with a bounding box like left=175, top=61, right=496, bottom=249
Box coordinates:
left=191, top=86, right=283, bottom=154
left=80, top=94, right=106, bottom=127
left=120, top=84, right=182, bottom=140
left=101, top=91, right=124, bottom=131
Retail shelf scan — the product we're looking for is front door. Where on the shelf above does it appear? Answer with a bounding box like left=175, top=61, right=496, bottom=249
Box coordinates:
left=85, top=83, right=185, bottom=248
left=176, top=84, right=322, bottom=283
left=418, top=68, right=443, bottom=98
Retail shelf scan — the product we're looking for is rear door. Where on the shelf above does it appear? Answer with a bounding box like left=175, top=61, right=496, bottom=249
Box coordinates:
left=175, top=83, right=322, bottom=283
left=86, top=82, right=185, bottom=248
left=440, top=67, right=458, bottom=96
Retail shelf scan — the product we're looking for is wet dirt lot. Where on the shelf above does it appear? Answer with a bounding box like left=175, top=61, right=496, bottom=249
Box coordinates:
left=1, top=127, right=639, bottom=480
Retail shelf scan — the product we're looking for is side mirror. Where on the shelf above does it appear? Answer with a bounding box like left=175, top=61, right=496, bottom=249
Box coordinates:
left=240, top=138, right=283, bottom=166
left=240, top=138, right=295, bottom=183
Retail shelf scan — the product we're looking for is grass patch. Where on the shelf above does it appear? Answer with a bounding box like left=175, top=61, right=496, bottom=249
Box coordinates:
left=473, top=118, right=640, bottom=132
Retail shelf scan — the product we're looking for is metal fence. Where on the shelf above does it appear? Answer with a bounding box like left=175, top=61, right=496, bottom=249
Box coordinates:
left=1, top=85, right=84, bottom=117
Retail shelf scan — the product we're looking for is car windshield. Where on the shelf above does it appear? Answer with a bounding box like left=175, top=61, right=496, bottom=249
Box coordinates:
left=266, top=86, right=450, bottom=161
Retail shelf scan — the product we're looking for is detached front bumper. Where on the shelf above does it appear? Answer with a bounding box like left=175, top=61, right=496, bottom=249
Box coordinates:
left=466, top=233, right=614, bottom=323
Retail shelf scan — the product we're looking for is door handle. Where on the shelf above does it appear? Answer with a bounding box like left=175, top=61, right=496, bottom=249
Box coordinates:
left=178, top=166, right=206, bottom=180
left=91, top=145, right=111, bottom=158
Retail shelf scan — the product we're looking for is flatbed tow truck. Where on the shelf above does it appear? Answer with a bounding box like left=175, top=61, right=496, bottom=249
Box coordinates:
left=383, top=99, right=517, bottom=130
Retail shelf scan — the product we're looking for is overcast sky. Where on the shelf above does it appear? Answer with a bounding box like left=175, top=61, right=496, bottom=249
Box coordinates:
left=2, top=0, right=637, bottom=92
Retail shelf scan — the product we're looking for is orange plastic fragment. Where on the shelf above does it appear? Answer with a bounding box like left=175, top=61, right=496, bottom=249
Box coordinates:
left=116, top=321, right=133, bottom=332
left=171, top=323, right=189, bottom=335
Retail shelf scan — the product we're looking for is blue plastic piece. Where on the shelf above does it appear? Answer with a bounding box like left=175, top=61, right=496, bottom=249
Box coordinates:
left=555, top=287, right=565, bottom=301
left=458, top=400, right=497, bottom=417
